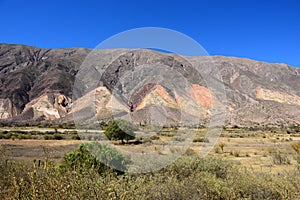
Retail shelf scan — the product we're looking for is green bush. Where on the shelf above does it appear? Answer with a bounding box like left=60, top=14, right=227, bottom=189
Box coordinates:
left=63, top=143, right=127, bottom=174
left=0, top=132, right=12, bottom=139
left=44, top=135, right=53, bottom=140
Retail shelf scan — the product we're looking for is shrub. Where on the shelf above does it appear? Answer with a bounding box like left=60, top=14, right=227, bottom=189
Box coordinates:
left=159, top=131, right=177, bottom=137
left=233, top=151, right=240, bottom=157
left=71, top=135, right=81, bottom=140
left=193, top=137, right=209, bottom=143
left=184, top=148, right=197, bottom=156
left=218, top=142, right=226, bottom=152
left=291, top=142, right=300, bottom=172
left=53, top=134, right=64, bottom=140
left=104, top=120, right=136, bottom=144
left=291, top=142, right=300, bottom=153
left=63, top=143, right=127, bottom=174
left=0, top=133, right=12, bottom=139
left=149, top=135, right=160, bottom=140
left=271, top=151, right=291, bottom=165
left=214, top=147, right=221, bottom=154
left=44, top=135, right=53, bottom=140
left=174, top=137, right=186, bottom=142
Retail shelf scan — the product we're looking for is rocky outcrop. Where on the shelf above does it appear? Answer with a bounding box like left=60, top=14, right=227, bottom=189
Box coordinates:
left=0, top=98, right=15, bottom=119
left=20, top=93, right=71, bottom=120
left=256, top=87, right=300, bottom=106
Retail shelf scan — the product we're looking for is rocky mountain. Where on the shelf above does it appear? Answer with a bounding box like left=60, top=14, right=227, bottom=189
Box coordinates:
left=0, top=43, right=299, bottom=127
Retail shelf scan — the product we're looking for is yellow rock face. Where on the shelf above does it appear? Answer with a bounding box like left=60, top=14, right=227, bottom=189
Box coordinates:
left=256, top=88, right=300, bottom=106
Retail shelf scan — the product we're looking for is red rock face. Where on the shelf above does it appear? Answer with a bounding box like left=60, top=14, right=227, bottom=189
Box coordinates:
left=129, top=83, right=156, bottom=110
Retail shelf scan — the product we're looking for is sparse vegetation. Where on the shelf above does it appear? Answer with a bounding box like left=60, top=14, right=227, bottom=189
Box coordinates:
left=1, top=125, right=300, bottom=199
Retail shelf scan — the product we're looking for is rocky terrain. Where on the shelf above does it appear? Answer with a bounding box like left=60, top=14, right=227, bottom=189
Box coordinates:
left=0, top=43, right=299, bottom=126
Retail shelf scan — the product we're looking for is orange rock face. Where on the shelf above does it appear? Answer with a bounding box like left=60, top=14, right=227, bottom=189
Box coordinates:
left=189, top=84, right=212, bottom=108
left=135, top=85, right=177, bottom=110
left=155, top=85, right=177, bottom=104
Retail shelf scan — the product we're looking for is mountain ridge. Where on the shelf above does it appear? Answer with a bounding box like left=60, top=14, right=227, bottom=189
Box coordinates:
left=0, top=43, right=299, bottom=127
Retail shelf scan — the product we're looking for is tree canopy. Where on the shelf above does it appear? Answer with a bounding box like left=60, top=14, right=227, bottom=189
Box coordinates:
left=104, top=119, right=136, bottom=144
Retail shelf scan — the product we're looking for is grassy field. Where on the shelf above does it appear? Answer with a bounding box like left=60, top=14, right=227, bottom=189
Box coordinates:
left=0, top=126, right=300, bottom=199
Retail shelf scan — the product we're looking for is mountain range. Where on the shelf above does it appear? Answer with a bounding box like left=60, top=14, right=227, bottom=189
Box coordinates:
left=0, top=43, right=299, bottom=127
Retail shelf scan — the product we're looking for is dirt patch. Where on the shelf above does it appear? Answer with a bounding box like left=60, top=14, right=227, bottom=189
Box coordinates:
left=0, top=140, right=82, bottom=161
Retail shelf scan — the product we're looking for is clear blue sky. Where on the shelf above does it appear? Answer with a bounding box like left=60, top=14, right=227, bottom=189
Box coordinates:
left=1, top=0, right=299, bottom=66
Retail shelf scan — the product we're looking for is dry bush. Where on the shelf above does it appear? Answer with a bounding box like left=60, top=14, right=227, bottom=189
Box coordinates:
left=271, top=151, right=291, bottom=165
left=291, top=142, right=300, bottom=153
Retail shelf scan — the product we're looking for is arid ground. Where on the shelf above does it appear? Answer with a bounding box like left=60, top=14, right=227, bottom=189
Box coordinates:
left=1, top=126, right=299, bottom=174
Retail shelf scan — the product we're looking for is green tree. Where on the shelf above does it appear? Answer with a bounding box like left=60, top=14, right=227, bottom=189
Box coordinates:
left=105, top=120, right=136, bottom=144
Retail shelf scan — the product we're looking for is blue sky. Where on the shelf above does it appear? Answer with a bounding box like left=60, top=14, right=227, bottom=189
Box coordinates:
left=1, top=0, right=299, bottom=66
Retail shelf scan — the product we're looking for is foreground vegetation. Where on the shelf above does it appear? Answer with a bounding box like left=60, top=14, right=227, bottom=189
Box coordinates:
left=1, top=124, right=300, bottom=199
left=0, top=143, right=300, bottom=200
